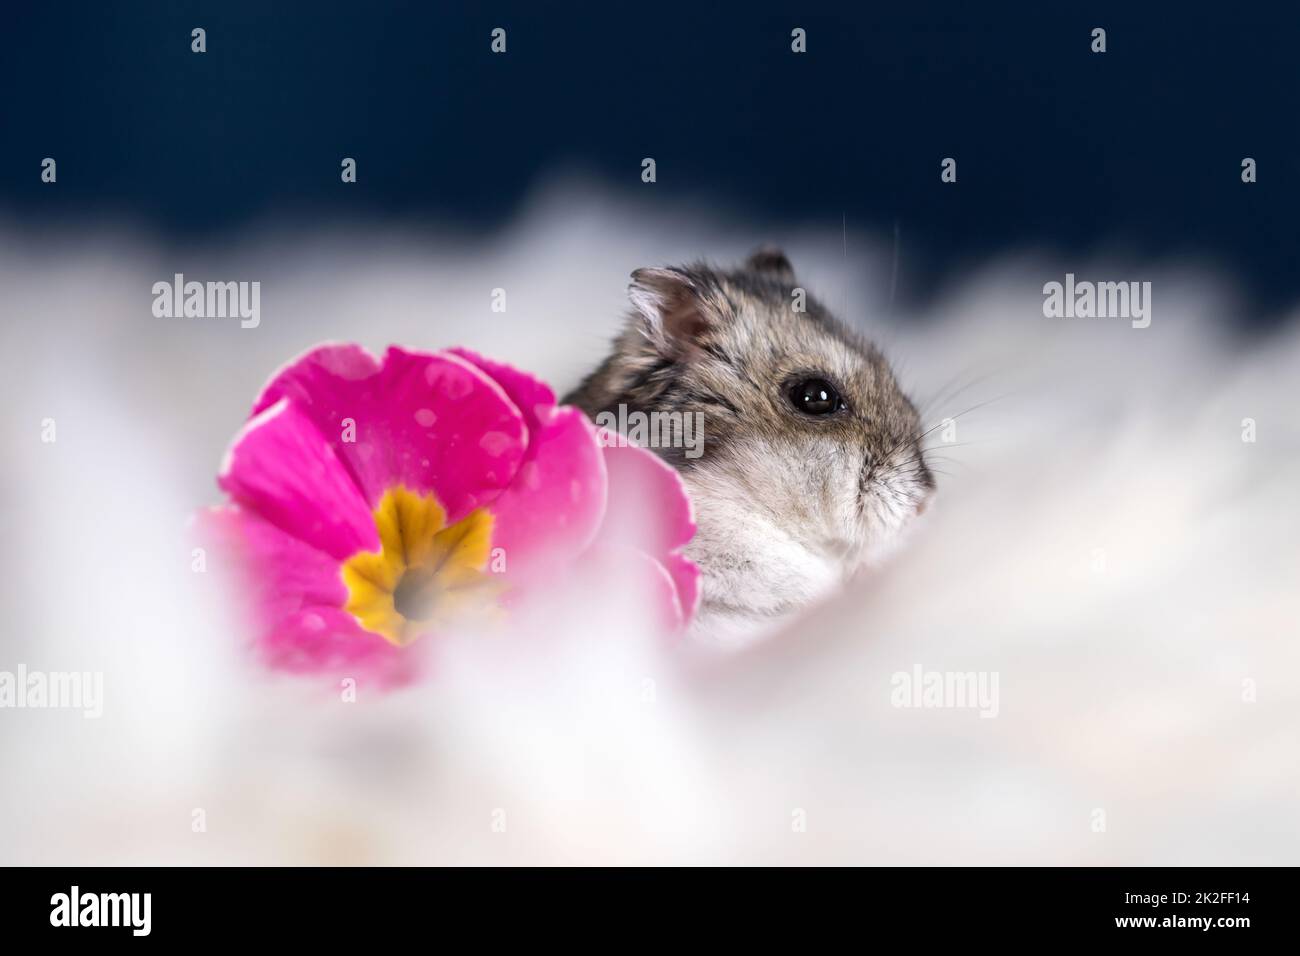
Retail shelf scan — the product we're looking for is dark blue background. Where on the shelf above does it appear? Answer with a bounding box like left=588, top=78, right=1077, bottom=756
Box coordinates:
left=3, top=2, right=1296, bottom=315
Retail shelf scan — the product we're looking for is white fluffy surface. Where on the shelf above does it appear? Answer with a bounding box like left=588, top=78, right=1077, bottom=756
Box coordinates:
left=1, top=179, right=1296, bottom=864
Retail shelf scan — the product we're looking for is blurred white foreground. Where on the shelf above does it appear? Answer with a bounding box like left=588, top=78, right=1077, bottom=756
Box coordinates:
left=1, top=179, right=1297, bottom=864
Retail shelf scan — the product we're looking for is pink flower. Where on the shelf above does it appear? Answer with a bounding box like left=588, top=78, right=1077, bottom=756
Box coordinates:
left=198, top=344, right=699, bottom=686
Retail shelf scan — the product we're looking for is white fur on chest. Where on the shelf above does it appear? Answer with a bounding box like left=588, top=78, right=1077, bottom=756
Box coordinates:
left=682, top=477, right=846, bottom=646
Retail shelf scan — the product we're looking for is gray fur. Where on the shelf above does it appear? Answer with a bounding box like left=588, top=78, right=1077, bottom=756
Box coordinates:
left=565, top=249, right=934, bottom=644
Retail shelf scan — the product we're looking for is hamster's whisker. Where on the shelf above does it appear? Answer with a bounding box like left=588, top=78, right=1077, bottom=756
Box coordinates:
left=930, top=394, right=1010, bottom=425
left=920, top=369, right=1001, bottom=416
left=919, top=443, right=974, bottom=458
left=922, top=362, right=1016, bottom=411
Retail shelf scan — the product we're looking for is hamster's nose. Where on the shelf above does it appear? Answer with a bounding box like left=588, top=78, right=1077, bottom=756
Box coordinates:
left=915, top=493, right=933, bottom=517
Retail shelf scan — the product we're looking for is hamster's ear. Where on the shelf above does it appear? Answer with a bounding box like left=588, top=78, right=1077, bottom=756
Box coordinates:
left=745, top=245, right=794, bottom=281
left=628, top=267, right=720, bottom=359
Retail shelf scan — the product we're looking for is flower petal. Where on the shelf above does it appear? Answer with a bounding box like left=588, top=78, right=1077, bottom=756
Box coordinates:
left=487, top=407, right=608, bottom=583
left=659, top=551, right=702, bottom=624
left=582, top=543, right=688, bottom=634
left=594, top=435, right=697, bottom=555
left=449, top=347, right=557, bottom=433
left=264, top=606, right=418, bottom=688
left=218, top=399, right=378, bottom=560
left=197, top=503, right=349, bottom=615
left=196, top=506, right=415, bottom=686
left=253, top=344, right=528, bottom=520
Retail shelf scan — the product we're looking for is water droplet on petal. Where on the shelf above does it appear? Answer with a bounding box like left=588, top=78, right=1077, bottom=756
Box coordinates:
left=480, top=431, right=512, bottom=456
left=426, top=364, right=473, bottom=399
left=521, top=462, right=540, bottom=490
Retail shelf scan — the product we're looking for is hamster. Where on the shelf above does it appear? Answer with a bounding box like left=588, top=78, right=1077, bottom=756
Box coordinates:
left=564, top=248, right=934, bottom=645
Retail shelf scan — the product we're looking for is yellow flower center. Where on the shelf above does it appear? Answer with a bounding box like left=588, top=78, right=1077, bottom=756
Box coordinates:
left=341, top=486, right=497, bottom=646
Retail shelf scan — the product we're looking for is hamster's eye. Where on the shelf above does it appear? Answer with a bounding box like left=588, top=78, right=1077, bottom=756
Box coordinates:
left=789, top=378, right=846, bottom=416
